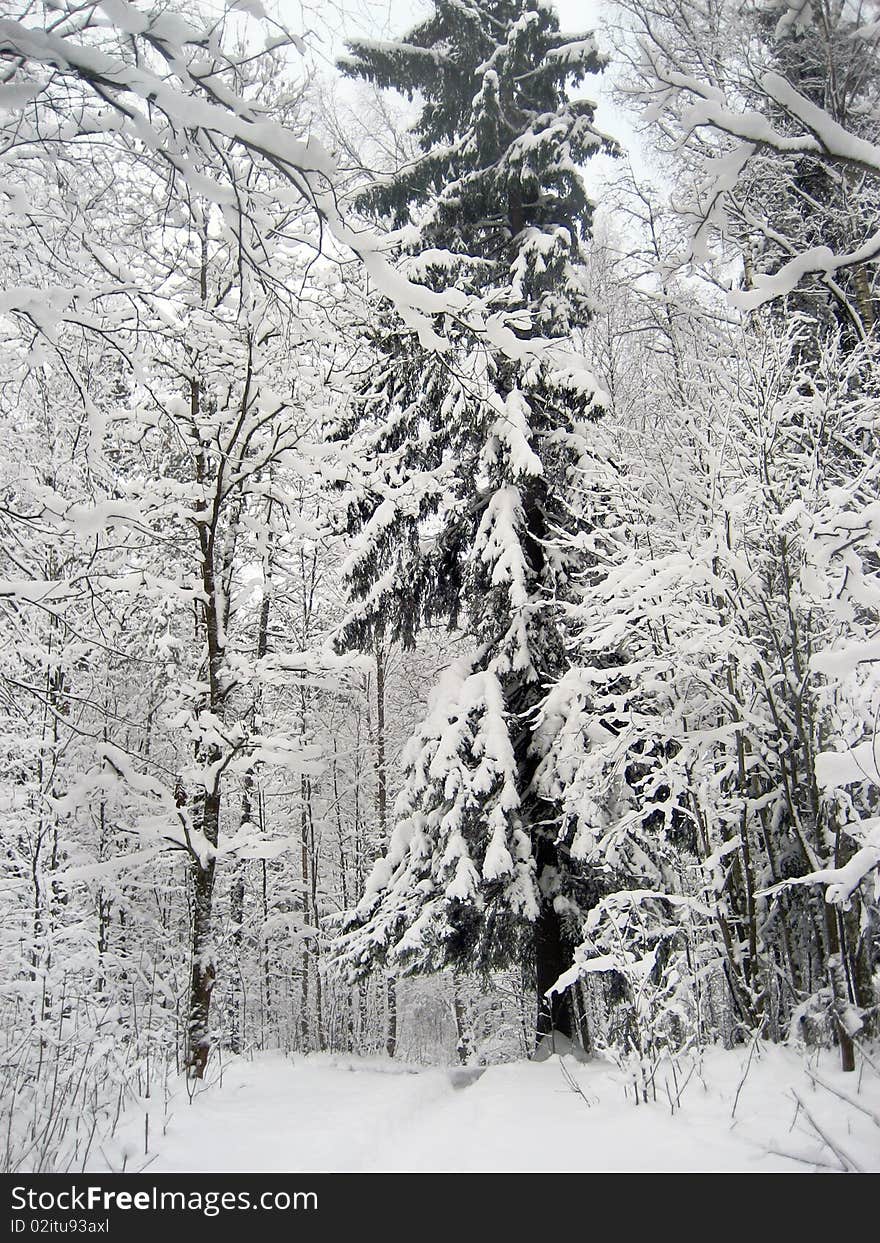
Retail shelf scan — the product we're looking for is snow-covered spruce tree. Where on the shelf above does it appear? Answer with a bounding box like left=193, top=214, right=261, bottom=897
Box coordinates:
left=330, top=0, right=613, bottom=1044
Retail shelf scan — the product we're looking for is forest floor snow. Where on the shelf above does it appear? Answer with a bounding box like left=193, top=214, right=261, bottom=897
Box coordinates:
left=102, top=1044, right=880, bottom=1174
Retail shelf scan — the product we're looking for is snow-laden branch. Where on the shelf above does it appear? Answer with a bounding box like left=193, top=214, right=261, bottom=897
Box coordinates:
left=731, top=230, right=880, bottom=309
left=0, top=5, right=599, bottom=381
left=760, top=819, right=880, bottom=907
left=641, top=31, right=880, bottom=311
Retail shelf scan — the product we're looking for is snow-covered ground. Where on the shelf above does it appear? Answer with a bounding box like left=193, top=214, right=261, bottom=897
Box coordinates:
left=99, top=1045, right=880, bottom=1174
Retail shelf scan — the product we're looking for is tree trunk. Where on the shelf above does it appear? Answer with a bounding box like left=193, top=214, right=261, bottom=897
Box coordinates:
left=230, top=861, right=245, bottom=1055
left=183, top=302, right=227, bottom=1077
left=187, top=846, right=217, bottom=1078
left=452, top=978, right=470, bottom=1064
left=358, top=979, right=369, bottom=1051
left=534, top=901, right=574, bottom=1046
left=385, top=976, right=398, bottom=1058
left=299, top=774, right=311, bottom=1052
left=184, top=614, right=223, bottom=1076
left=374, top=636, right=398, bottom=1059
left=231, top=572, right=270, bottom=1055
left=853, top=263, right=874, bottom=332
left=824, top=905, right=856, bottom=1073
left=375, top=638, right=387, bottom=836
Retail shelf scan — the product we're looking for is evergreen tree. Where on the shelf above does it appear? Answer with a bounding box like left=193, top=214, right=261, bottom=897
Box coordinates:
left=330, top=0, right=613, bottom=1044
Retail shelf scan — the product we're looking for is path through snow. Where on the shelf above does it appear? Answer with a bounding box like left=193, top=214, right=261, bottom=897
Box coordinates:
left=104, top=1046, right=880, bottom=1174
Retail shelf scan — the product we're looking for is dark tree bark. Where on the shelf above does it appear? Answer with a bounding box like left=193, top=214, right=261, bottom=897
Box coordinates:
left=452, top=978, right=470, bottom=1064
left=375, top=637, right=398, bottom=1058
left=534, top=901, right=574, bottom=1044
left=385, top=977, right=398, bottom=1058
left=188, top=849, right=217, bottom=1079
left=184, top=311, right=229, bottom=1076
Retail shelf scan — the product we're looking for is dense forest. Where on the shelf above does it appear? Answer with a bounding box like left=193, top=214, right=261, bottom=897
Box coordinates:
left=0, top=0, right=877, bottom=1172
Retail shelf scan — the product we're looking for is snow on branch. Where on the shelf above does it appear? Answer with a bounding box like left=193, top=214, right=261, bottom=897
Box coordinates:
left=760, top=819, right=880, bottom=907
left=0, top=5, right=581, bottom=368
left=731, top=232, right=880, bottom=310
left=641, top=36, right=880, bottom=311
